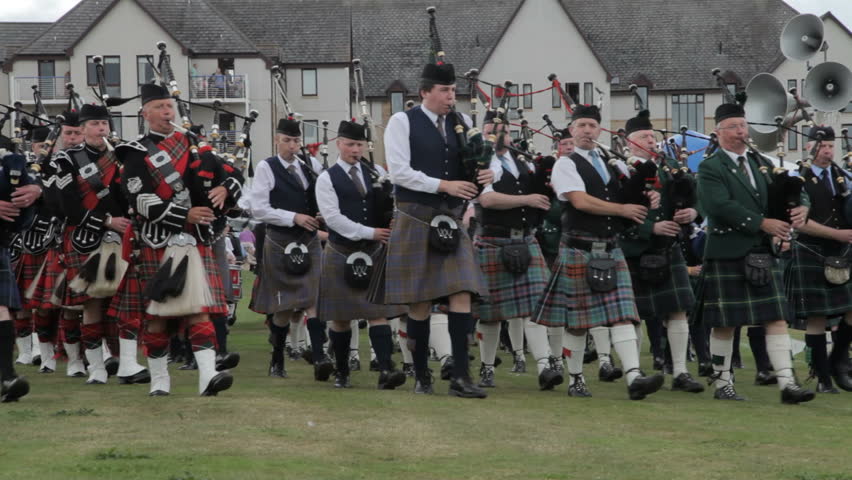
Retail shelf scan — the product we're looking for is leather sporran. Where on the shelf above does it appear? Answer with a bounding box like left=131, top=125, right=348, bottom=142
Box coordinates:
left=638, top=251, right=670, bottom=285
left=743, top=252, right=773, bottom=288
left=283, top=242, right=311, bottom=276
left=501, top=243, right=531, bottom=275
left=344, top=251, right=373, bottom=290
left=428, top=214, right=460, bottom=253
left=586, top=255, right=618, bottom=293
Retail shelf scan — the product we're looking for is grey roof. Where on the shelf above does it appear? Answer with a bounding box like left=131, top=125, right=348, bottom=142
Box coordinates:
left=560, top=0, right=799, bottom=92
left=351, top=0, right=524, bottom=98
left=208, top=0, right=351, bottom=64
left=16, top=0, right=259, bottom=57
left=0, top=22, right=50, bottom=63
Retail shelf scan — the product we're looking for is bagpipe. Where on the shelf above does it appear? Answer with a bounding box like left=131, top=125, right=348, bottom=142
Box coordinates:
left=594, top=139, right=658, bottom=208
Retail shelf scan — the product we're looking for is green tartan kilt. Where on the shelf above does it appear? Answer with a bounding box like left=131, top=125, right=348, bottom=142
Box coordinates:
left=627, top=248, right=696, bottom=319
left=473, top=235, right=549, bottom=323
left=693, top=256, right=793, bottom=328
left=785, top=240, right=852, bottom=329
left=533, top=235, right=640, bottom=329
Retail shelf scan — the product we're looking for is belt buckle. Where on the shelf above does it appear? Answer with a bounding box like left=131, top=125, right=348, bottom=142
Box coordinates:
left=591, top=241, right=607, bottom=255
left=510, top=228, right=524, bottom=240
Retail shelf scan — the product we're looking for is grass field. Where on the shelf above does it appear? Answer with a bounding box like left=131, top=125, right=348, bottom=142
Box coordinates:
left=3, top=273, right=852, bottom=480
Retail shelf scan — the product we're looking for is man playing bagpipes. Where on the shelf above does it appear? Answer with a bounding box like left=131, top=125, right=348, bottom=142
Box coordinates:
left=50, top=104, right=149, bottom=385
left=533, top=104, right=666, bottom=400
left=695, top=103, right=813, bottom=403
left=115, top=83, right=237, bottom=397
left=785, top=125, right=852, bottom=394
left=314, top=120, right=408, bottom=389
left=473, top=112, right=563, bottom=391
left=618, top=110, right=704, bottom=394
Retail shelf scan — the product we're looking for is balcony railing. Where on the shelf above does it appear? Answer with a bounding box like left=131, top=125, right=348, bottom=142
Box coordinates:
left=189, top=74, right=247, bottom=101
left=14, top=76, right=70, bottom=103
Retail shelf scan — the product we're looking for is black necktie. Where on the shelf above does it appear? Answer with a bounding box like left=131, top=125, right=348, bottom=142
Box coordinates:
left=287, top=164, right=305, bottom=190
left=822, top=169, right=835, bottom=196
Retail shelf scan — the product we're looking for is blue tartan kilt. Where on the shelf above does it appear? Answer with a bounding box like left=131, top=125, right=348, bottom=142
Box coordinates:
left=474, top=235, right=549, bottom=323
left=785, top=240, right=852, bottom=329
left=627, top=247, right=696, bottom=320
left=533, top=235, right=640, bottom=329
left=693, top=256, right=793, bottom=328
left=0, top=247, right=22, bottom=310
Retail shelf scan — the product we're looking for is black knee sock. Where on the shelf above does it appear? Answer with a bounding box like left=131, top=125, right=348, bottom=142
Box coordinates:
left=269, top=323, right=289, bottom=365
left=406, top=316, right=430, bottom=378
left=369, top=324, right=393, bottom=371
left=329, top=329, right=352, bottom=375
left=646, top=316, right=664, bottom=358
left=747, top=326, right=772, bottom=371
left=448, top=312, right=471, bottom=379
left=0, top=322, right=17, bottom=381
left=830, top=321, right=852, bottom=364
left=731, top=327, right=743, bottom=367
left=691, top=322, right=711, bottom=364
left=306, top=317, right=327, bottom=360
left=806, top=333, right=832, bottom=385
left=212, top=315, right=228, bottom=354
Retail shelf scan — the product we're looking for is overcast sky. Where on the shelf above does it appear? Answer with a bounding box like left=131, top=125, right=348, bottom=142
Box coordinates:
left=0, top=0, right=850, bottom=28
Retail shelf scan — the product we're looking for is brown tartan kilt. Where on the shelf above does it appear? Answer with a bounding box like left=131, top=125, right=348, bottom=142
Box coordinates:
left=474, top=235, right=550, bottom=323
left=17, top=250, right=48, bottom=310
left=136, top=242, right=229, bottom=320
left=369, top=201, right=487, bottom=305
left=317, top=240, right=408, bottom=323
left=252, top=228, right=321, bottom=314
left=626, top=247, right=696, bottom=320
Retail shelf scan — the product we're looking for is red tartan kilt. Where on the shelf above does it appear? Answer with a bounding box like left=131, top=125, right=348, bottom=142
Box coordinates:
left=106, top=265, right=144, bottom=324
left=28, top=248, right=64, bottom=309
left=137, top=243, right=228, bottom=320
left=60, top=228, right=93, bottom=306
left=17, top=251, right=47, bottom=310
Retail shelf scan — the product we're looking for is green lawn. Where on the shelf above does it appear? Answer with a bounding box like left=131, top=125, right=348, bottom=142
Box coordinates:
left=2, top=272, right=851, bottom=480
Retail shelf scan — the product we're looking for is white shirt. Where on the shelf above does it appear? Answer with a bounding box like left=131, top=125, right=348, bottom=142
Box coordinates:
left=315, top=157, right=386, bottom=241
left=384, top=104, right=475, bottom=193
left=481, top=152, right=529, bottom=195
left=722, top=148, right=756, bottom=189
left=245, top=153, right=323, bottom=227
left=551, top=148, right=629, bottom=200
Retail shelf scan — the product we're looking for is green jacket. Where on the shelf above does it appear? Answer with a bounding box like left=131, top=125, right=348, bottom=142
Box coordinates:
left=696, top=149, right=809, bottom=260
left=619, top=156, right=685, bottom=258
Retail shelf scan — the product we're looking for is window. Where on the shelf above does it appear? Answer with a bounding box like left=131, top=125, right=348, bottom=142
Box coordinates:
left=137, top=56, right=155, bottom=89
left=671, top=94, right=705, bottom=133
left=87, top=55, right=120, bottom=98
left=110, top=113, right=122, bottom=139
left=787, top=79, right=797, bottom=93
left=523, top=84, right=533, bottom=109
left=37, top=60, right=55, bottom=77
left=301, top=68, right=317, bottom=96
left=584, top=82, right=594, bottom=106
left=842, top=124, right=852, bottom=151
left=508, top=84, right=519, bottom=110
left=725, top=83, right=736, bottom=99
left=390, top=92, right=404, bottom=114
left=634, top=86, right=648, bottom=110
left=37, top=60, right=56, bottom=99
left=566, top=83, right=580, bottom=105
left=302, top=120, right=318, bottom=145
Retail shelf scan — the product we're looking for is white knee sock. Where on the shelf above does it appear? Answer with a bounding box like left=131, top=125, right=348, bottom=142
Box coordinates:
left=524, top=320, right=551, bottom=374
left=709, top=333, right=734, bottom=389
left=635, top=323, right=643, bottom=355
left=148, top=356, right=170, bottom=394
left=478, top=322, right=500, bottom=366
left=547, top=327, right=564, bottom=361
left=117, top=337, right=146, bottom=377
left=666, top=318, right=690, bottom=377
left=611, top=324, right=641, bottom=385
left=563, top=331, right=587, bottom=384
left=589, top=326, right=612, bottom=365
left=430, top=313, right=452, bottom=364
left=508, top=318, right=525, bottom=358
left=766, top=333, right=794, bottom=390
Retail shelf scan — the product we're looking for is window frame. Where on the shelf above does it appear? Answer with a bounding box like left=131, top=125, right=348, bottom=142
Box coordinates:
left=301, top=68, right=318, bottom=96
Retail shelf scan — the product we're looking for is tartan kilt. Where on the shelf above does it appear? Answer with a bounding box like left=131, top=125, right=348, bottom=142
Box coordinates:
left=474, top=235, right=549, bottom=323
left=59, top=228, right=93, bottom=306
left=28, top=247, right=64, bottom=310
left=17, top=251, right=47, bottom=310
left=106, top=264, right=144, bottom=326
left=0, top=247, right=22, bottom=310
left=317, top=240, right=407, bottom=323
left=785, top=240, right=852, bottom=328
left=693, top=256, right=792, bottom=328
left=136, top=243, right=228, bottom=320
left=252, top=229, right=321, bottom=314
left=626, top=247, right=696, bottom=319
left=369, top=201, right=487, bottom=305
left=533, top=235, right=640, bottom=329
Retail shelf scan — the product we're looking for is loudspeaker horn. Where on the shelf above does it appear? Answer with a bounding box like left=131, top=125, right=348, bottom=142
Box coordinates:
left=780, top=14, right=825, bottom=61
left=745, top=73, right=795, bottom=134
left=804, top=61, right=852, bottom=112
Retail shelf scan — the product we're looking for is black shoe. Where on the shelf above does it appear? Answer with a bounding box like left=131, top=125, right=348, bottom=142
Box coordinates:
left=118, top=369, right=151, bottom=385
left=268, top=360, right=287, bottom=378
left=549, top=356, right=564, bottom=376
left=627, top=371, right=665, bottom=400
left=511, top=356, right=526, bottom=373
left=148, top=390, right=170, bottom=397
left=671, top=372, right=704, bottom=393
left=334, top=374, right=352, bottom=389
left=817, top=381, right=839, bottom=394
left=313, top=357, right=334, bottom=382
left=583, top=349, right=597, bottom=364
left=349, top=357, right=361, bottom=372
left=179, top=357, right=198, bottom=370
left=414, top=374, right=434, bottom=394
left=32, top=354, right=41, bottom=367
left=104, top=357, right=119, bottom=376
left=402, top=363, right=415, bottom=377
left=448, top=376, right=488, bottom=399
left=479, top=367, right=495, bottom=388
left=1, top=377, right=30, bottom=403
left=216, top=352, right=240, bottom=371
left=38, top=365, right=55, bottom=374
left=781, top=382, right=815, bottom=404
left=830, top=359, right=852, bottom=392
left=440, top=357, right=454, bottom=381
left=598, top=362, right=623, bottom=382
left=301, top=348, right=315, bottom=365
left=201, top=372, right=234, bottom=396
left=754, top=370, right=777, bottom=385
left=713, top=383, right=745, bottom=401
left=538, top=367, right=563, bottom=391
left=494, top=356, right=503, bottom=368
left=378, top=369, right=406, bottom=390
left=698, top=362, right=713, bottom=377
left=370, top=359, right=380, bottom=372
left=567, top=374, right=592, bottom=397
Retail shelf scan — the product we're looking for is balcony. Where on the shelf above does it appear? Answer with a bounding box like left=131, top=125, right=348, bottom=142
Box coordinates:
left=189, top=74, right=247, bottom=102
left=13, top=76, right=70, bottom=104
